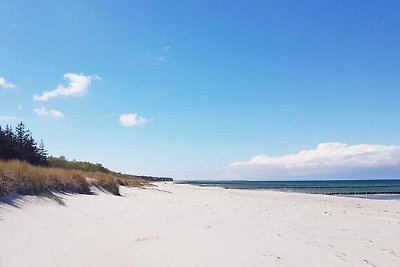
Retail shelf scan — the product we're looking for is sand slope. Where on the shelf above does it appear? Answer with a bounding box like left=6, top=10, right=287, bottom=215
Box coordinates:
left=1, top=183, right=399, bottom=267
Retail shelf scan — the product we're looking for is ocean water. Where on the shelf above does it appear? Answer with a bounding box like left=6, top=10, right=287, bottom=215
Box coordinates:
left=181, top=179, right=400, bottom=200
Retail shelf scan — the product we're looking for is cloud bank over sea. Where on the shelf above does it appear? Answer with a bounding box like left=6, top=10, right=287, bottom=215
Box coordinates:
left=229, top=143, right=400, bottom=179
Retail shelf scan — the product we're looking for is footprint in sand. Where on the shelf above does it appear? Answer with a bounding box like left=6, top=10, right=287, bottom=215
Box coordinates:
left=261, top=254, right=282, bottom=260
left=382, top=248, right=400, bottom=258
left=363, top=259, right=377, bottom=267
left=306, top=241, right=322, bottom=248
left=136, top=236, right=159, bottom=242
left=335, top=252, right=348, bottom=262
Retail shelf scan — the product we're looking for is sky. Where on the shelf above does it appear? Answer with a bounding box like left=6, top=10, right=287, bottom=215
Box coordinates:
left=1, top=1, right=400, bottom=180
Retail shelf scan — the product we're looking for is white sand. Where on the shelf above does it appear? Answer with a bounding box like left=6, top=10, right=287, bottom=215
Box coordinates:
left=1, top=183, right=399, bottom=267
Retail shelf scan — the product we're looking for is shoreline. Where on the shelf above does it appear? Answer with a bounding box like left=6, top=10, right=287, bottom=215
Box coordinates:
left=1, top=182, right=400, bottom=266
left=179, top=179, right=400, bottom=197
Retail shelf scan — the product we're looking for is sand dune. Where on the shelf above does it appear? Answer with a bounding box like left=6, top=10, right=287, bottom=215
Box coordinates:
left=1, top=183, right=399, bottom=267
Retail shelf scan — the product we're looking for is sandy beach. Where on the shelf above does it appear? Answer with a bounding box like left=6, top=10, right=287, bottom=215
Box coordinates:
left=1, top=182, right=399, bottom=267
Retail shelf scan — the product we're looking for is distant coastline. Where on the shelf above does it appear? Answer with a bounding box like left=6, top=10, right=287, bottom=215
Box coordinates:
left=122, top=174, right=173, bottom=182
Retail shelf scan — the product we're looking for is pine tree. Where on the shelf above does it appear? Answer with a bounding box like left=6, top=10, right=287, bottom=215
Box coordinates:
left=0, top=122, right=48, bottom=165
left=15, top=122, right=29, bottom=159
left=38, top=139, right=48, bottom=165
left=0, top=125, right=17, bottom=160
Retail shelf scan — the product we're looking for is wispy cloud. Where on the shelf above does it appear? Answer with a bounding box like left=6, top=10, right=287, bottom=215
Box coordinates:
left=33, top=73, right=100, bottom=101
left=229, top=142, right=400, bottom=179
left=49, top=109, right=64, bottom=118
left=0, top=77, right=16, bottom=89
left=119, top=113, right=147, bottom=128
left=34, top=106, right=64, bottom=118
left=33, top=107, right=48, bottom=116
left=146, top=53, right=165, bottom=62
left=146, top=46, right=170, bottom=62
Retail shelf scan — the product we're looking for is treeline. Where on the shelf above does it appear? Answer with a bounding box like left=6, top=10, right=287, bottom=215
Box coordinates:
left=0, top=122, right=111, bottom=173
left=1, top=122, right=173, bottom=182
left=0, top=123, right=148, bottom=200
left=48, top=156, right=173, bottom=181
left=47, top=156, right=111, bottom=173
left=122, top=173, right=173, bottom=182
left=0, top=123, right=47, bottom=166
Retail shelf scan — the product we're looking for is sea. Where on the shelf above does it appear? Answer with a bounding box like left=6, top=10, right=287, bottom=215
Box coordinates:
left=180, top=179, right=400, bottom=200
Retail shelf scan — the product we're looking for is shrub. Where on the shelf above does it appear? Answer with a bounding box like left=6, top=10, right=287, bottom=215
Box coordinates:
left=0, top=160, right=146, bottom=200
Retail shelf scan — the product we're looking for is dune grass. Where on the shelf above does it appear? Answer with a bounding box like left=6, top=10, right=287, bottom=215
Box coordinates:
left=0, top=160, right=146, bottom=201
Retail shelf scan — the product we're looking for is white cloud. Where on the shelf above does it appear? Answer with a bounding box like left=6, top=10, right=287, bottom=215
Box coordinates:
left=49, top=109, right=64, bottom=118
left=0, top=77, right=16, bottom=89
left=33, top=73, right=99, bottom=101
left=34, top=106, right=64, bottom=118
left=33, top=107, right=48, bottom=116
left=146, top=53, right=165, bottom=62
left=0, top=115, right=19, bottom=121
left=119, top=113, right=147, bottom=128
left=229, top=143, right=400, bottom=179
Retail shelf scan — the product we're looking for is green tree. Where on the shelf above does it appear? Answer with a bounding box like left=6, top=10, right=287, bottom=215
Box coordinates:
left=0, top=122, right=48, bottom=165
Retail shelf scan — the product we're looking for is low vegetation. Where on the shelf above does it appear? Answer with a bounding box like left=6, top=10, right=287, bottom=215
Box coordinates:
left=47, top=155, right=173, bottom=181
left=47, top=156, right=112, bottom=173
left=0, top=160, right=146, bottom=200
left=0, top=122, right=159, bottom=202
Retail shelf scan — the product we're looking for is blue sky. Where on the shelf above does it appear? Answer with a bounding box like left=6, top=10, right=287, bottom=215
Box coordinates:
left=1, top=1, right=400, bottom=180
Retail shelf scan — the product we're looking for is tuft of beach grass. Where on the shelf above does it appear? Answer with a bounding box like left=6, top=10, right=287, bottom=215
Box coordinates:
left=0, top=160, right=146, bottom=201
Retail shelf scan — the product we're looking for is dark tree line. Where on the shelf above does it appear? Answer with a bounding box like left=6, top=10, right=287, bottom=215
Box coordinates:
left=47, top=156, right=111, bottom=173
left=0, top=122, right=48, bottom=165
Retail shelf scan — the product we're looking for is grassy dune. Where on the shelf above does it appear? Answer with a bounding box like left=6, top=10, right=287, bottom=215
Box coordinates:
left=0, top=160, right=146, bottom=200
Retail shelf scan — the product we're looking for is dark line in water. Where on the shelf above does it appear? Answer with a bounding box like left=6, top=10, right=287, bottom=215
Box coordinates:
left=179, top=179, right=400, bottom=199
